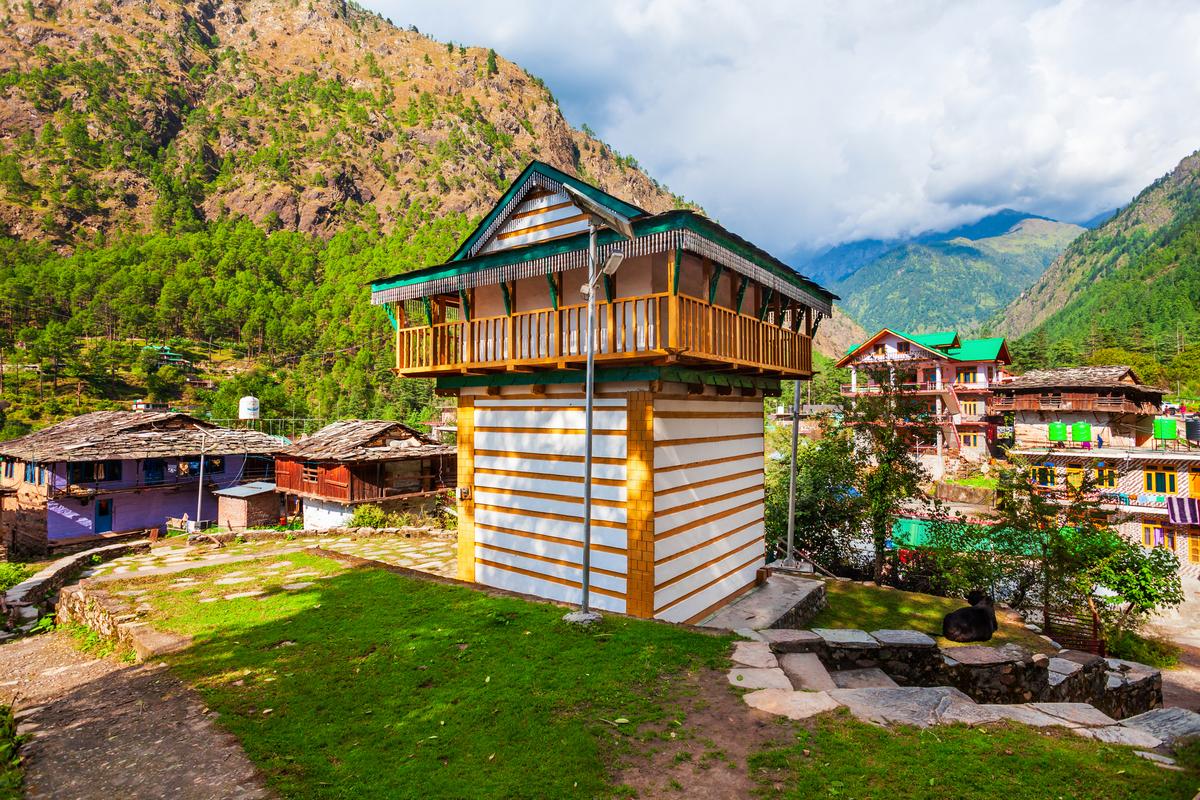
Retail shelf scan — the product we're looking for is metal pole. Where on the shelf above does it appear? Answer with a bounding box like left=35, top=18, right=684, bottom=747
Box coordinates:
left=195, top=433, right=206, bottom=531
left=579, top=221, right=598, bottom=616
left=784, top=378, right=801, bottom=565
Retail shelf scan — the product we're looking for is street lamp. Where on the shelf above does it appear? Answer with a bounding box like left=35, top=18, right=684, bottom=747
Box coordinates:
left=561, top=184, right=632, bottom=625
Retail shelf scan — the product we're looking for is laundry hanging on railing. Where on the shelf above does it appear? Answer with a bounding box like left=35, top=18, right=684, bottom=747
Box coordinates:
left=1167, top=496, right=1200, bottom=526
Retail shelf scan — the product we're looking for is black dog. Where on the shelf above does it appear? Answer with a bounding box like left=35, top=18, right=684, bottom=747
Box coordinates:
left=941, top=590, right=998, bottom=642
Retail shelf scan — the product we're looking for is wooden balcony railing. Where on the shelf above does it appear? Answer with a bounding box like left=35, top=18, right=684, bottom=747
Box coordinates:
left=393, top=292, right=812, bottom=378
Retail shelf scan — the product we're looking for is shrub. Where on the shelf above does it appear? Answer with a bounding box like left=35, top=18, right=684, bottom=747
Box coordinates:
left=1106, top=629, right=1180, bottom=668
left=0, top=563, right=32, bottom=593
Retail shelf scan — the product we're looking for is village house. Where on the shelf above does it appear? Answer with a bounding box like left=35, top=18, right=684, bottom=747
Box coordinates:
left=369, top=160, right=835, bottom=622
left=993, top=365, right=1200, bottom=566
left=0, top=411, right=281, bottom=557
left=212, top=481, right=283, bottom=531
left=273, top=420, right=456, bottom=530
left=837, top=328, right=1011, bottom=477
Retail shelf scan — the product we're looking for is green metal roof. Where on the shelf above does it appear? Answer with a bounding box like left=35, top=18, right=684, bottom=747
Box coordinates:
left=448, top=160, right=647, bottom=263
left=843, top=329, right=1008, bottom=363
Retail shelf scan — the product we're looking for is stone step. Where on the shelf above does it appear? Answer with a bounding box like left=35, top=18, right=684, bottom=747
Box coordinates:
left=831, top=667, right=899, bottom=689
left=779, top=652, right=837, bottom=691
left=699, top=574, right=826, bottom=631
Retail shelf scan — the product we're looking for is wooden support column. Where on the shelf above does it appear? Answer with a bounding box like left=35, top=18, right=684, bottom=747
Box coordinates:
left=734, top=275, right=749, bottom=315
left=456, top=394, right=476, bottom=582
left=502, top=282, right=515, bottom=361
left=625, top=390, right=655, bottom=618
left=668, top=250, right=681, bottom=350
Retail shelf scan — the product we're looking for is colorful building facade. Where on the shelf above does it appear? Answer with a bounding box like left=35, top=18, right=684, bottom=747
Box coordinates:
left=370, top=161, right=835, bottom=622
left=836, top=329, right=1011, bottom=475
left=994, top=365, right=1200, bottom=567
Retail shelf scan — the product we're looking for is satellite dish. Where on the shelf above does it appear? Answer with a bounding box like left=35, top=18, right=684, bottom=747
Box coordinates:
left=562, top=184, right=635, bottom=240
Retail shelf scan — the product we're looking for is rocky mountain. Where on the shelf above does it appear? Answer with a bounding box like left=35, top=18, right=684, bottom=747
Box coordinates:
left=829, top=216, right=1083, bottom=334
left=997, top=149, right=1200, bottom=340
left=0, top=0, right=689, bottom=246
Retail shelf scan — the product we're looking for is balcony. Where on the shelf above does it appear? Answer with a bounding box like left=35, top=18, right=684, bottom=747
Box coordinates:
left=392, top=293, right=812, bottom=378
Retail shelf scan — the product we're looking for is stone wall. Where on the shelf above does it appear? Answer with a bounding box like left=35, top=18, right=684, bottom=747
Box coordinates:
left=187, top=525, right=455, bottom=545
left=760, top=627, right=1162, bottom=720
left=56, top=583, right=190, bottom=661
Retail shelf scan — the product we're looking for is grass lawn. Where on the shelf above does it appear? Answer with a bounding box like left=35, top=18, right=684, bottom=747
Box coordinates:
left=101, top=553, right=1196, bottom=798
left=944, top=476, right=998, bottom=490
left=809, top=578, right=1054, bottom=652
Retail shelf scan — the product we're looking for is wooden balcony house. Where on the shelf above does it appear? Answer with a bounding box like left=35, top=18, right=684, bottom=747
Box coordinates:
left=369, top=161, right=836, bottom=623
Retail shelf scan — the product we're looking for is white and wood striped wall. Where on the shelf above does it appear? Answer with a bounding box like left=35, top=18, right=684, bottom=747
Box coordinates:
left=651, top=396, right=765, bottom=623
left=471, top=396, right=629, bottom=614
left=478, top=189, right=589, bottom=255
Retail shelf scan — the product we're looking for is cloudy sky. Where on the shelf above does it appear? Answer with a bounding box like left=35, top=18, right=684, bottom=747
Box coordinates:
left=364, top=0, right=1200, bottom=255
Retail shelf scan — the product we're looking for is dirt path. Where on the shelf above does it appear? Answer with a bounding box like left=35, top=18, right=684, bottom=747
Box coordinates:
left=0, top=632, right=273, bottom=800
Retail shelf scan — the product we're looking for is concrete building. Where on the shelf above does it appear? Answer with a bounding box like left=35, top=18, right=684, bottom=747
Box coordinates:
left=837, top=328, right=1011, bottom=478
left=994, top=365, right=1200, bottom=566
left=0, top=411, right=281, bottom=556
left=369, top=161, right=835, bottom=622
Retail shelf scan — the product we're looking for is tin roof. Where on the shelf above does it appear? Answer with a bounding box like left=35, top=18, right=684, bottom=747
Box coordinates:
left=212, top=480, right=277, bottom=498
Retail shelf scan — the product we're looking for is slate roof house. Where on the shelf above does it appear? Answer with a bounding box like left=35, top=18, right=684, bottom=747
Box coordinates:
left=274, top=420, right=456, bottom=530
left=0, top=411, right=282, bottom=557
left=837, top=328, right=1011, bottom=476
left=368, top=160, right=835, bottom=622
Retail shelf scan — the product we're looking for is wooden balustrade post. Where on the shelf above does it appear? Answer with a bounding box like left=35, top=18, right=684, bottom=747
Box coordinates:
left=607, top=300, right=616, bottom=354
left=668, top=250, right=681, bottom=350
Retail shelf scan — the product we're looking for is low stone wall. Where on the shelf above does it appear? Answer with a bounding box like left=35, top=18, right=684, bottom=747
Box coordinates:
left=2, top=540, right=150, bottom=631
left=934, top=482, right=995, bottom=507
left=766, top=581, right=828, bottom=629
left=760, top=627, right=1161, bottom=719
left=56, top=583, right=190, bottom=661
left=187, top=525, right=455, bottom=545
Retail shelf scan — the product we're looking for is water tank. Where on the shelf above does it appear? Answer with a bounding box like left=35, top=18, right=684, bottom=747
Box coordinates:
left=238, top=396, right=261, bottom=420
left=1048, top=421, right=1068, bottom=442
left=1187, top=417, right=1200, bottom=443
left=1070, top=421, right=1092, bottom=442
left=1154, top=418, right=1178, bottom=440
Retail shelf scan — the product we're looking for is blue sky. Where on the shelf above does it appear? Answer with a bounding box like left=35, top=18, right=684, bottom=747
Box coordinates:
left=361, top=1, right=1200, bottom=254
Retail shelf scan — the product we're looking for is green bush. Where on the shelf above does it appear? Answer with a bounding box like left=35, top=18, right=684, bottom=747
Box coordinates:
left=0, top=704, right=23, bottom=800
left=0, top=563, right=32, bottom=593
left=1106, top=629, right=1180, bottom=668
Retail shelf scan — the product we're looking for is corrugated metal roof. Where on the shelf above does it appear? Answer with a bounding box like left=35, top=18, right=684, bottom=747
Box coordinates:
left=212, top=481, right=277, bottom=498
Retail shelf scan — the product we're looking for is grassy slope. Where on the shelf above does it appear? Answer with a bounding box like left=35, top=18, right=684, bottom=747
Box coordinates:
left=809, top=578, right=1052, bottom=653
left=101, top=553, right=1195, bottom=799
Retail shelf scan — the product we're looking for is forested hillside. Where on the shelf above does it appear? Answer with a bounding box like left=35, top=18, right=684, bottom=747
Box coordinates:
left=834, top=218, right=1082, bottom=334
left=0, top=0, right=710, bottom=432
left=1004, top=150, right=1200, bottom=395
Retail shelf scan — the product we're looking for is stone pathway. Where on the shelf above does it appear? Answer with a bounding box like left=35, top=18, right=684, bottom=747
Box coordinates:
left=0, top=632, right=273, bottom=799
left=84, top=535, right=457, bottom=582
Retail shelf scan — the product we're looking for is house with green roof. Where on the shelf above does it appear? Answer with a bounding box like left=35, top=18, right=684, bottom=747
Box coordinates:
left=368, top=160, right=835, bottom=623
left=836, top=328, right=1012, bottom=474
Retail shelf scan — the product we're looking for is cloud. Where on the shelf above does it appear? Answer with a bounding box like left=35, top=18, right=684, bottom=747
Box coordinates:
left=363, top=0, right=1200, bottom=253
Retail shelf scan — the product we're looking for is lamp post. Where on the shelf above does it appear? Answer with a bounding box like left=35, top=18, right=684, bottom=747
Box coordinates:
left=780, top=378, right=801, bottom=567
left=560, top=185, right=632, bottom=625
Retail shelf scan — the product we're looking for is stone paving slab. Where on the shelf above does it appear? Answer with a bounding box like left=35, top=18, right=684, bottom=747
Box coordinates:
left=759, top=629, right=823, bottom=652
left=831, top=668, right=899, bottom=689
left=1075, top=725, right=1163, bottom=749
left=871, top=629, right=937, bottom=648
left=727, top=667, right=793, bottom=690
left=827, top=686, right=974, bottom=728
left=731, top=641, right=778, bottom=669
left=1031, top=702, right=1117, bottom=728
left=813, top=628, right=877, bottom=648
left=742, top=689, right=841, bottom=720
left=780, top=653, right=837, bottom=691
left=1120, top=707, right=1200, bottom=745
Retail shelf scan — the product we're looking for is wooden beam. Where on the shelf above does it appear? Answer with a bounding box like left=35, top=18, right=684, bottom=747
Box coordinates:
left=458, top=289, right=472, bottom=323
left=758, top=287, right=774, bottom=322
left=546, top=272, right=560, bottom=310
left=603, top=275, right=614, bottom=303
left=422, top=296, right=434, bottom=328
left=501, top=282, right=513, bottom=316
left=734, top=275, right=749, bottom=314
left=707, top=262, right=725, bottom=305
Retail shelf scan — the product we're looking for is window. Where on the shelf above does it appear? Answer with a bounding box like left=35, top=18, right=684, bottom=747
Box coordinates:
left=1096, top=467, right=1118, bottom=489
left=23, top=463, right=35, bottom=484
left=960, top=433, right=979, bottom=448
left=1190, top=534, right=1200, bottom=565
left=302, top=463, right=319, bottom=483
left=1191, top=470, right=1200, bottom=497
left=955, top=367, right=977, bottom=384
left=873, top=343, right=885, bottom=355
left=68, top=461, right=123, bottom=484
left=1032, top=466, right=1055, bottom=486
left=896, top=341, right=910, bottom=354
left=2, top=460, right=11, bottom=479
left=961, top=400, right=979, bottom=415
left=1065, top=465, right=1083, bottom=488
left=178, top=456, right=224, bottom=477
left=1144, top=467, right=1177, bottom=494
left=1142, top=522, right=1175, bottom=550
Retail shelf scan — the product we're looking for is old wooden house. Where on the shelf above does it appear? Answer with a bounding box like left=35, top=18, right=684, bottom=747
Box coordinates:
left=274, top=420, right=456, bottom=530
left=0, top=411, right=282, bottom=557
left=368, top=161, right=836, bottom=622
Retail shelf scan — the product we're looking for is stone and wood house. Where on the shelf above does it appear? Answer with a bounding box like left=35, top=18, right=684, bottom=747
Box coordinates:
left=273, top=420, right=456, bottom=530
left=368, top=160, right=835, bottom=622
left=0, top=411, right=282, bottom=557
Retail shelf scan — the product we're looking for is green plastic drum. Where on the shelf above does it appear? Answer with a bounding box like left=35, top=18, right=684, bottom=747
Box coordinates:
left=1070, top=421, right=1092, bottom=442
left=1048, top=421, right=1068, bottom=442
left=1154, top=418, right=1178, bottom=440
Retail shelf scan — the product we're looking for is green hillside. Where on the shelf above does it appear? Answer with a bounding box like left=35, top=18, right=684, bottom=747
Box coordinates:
left=1007, top=155, right=1200, bottom=394
left=834, top=218, right=1082, bottom=334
